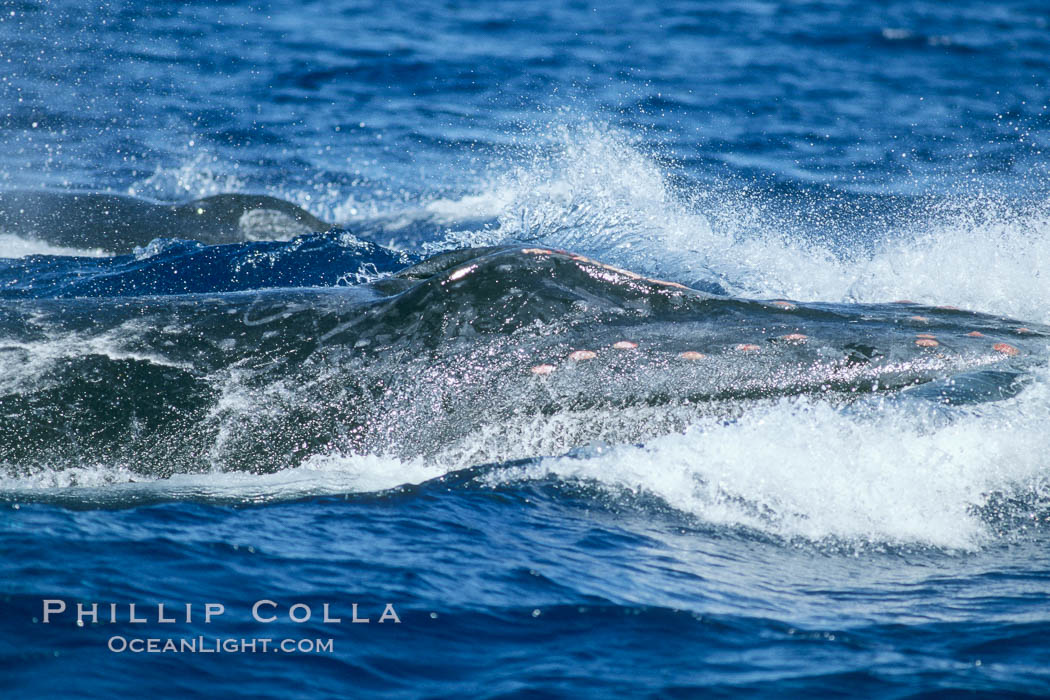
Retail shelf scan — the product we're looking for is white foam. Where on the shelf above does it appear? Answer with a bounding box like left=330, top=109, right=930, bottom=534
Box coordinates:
left=0, top=452, right=440, bottom=504
left=835, top=201, right=1050, bottom=323
left=480, top=376, right=1050, bottom=550
left=0, top=232, right=108, bottom=258
left=690, top=194, right=1050, bottom=324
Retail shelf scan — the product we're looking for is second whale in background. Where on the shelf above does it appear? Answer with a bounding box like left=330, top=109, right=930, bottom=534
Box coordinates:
left=0, top=190, right=330, bottom=254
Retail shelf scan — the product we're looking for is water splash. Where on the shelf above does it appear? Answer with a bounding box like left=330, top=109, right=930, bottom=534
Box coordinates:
left=127, top=152, right=247, bottom=201
left=425, top=122, right=1050, bottom=324
left=484, top=377, right=1050, bottom=550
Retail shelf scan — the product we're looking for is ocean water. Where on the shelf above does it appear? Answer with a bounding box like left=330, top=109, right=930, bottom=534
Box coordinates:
left=2, top=0, right=1050, bottom=696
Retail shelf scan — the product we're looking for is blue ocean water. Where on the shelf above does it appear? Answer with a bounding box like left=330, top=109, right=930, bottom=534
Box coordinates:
left=2, top=0, right=1050, bottom=696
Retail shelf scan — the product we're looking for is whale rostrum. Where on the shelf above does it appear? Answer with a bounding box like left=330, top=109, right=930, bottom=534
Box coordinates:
left=0, top=244, right=1044, bottom=474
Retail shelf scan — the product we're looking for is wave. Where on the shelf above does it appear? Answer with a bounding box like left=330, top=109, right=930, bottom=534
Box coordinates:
left=509, top=381, right=1050, bottom=551
left=0, top=230, right=410, bottom=298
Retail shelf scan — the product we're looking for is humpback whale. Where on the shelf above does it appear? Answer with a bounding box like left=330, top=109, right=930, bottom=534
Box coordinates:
left=0, top=190, right=330, bottom=254
left=0, top=241, right=1044, bottom=475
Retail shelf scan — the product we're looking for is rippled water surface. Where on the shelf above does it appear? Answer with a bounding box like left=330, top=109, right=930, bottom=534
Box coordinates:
left=2, top=1, right=1050, bottom=696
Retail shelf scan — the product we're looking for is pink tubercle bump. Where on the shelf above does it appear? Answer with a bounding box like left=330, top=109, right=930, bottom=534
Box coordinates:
left=770, top=300, right=797, bottom=310
left=908, top=315, right=930, bottom=323
left=612, top=341, right=638, bottom=350
left=647, top=277, right=689, bottom=290
left=915, top=338, right=939, bottom=348
left=568, top=350, right=598, bottom=361
left=735, top=343, right=761, bottom=352
left=993, top=343, right=1020, bottom=356
left=531, top=364, right=556, bottom=375
left=916, top=333, right=937, bottom=339
left=597, top=262, right=642, bottom=279
left=966, top=331, right=985, bottom=338
left=679, top=351, right=706, bottom=360
left=778, top=333, right=808, bottom=343
left=447, top=264, right=478, bottom=282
